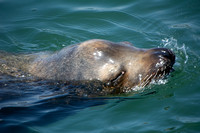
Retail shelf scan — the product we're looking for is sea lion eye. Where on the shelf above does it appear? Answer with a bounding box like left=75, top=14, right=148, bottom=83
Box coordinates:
left=106, top=71, right=126, bottom=87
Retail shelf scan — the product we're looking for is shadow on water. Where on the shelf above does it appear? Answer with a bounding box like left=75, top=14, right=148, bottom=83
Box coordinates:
left=0, top=74, right=142, bottom=132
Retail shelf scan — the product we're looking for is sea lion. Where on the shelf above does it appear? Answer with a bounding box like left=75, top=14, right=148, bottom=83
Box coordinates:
left=0, top=39, right=175, bottom=94
left=27, top=39, right=175, bottom=93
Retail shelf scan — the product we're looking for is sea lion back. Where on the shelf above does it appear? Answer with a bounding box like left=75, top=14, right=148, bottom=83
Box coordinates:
left=28, top=42, right=99, bottom=81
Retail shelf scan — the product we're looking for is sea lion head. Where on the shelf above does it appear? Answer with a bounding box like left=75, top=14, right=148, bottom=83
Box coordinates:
left=79, top=40, right=175, bottom=94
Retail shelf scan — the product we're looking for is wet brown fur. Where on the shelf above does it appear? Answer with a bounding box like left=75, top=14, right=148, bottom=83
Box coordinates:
left=0, top=39, right=175, bottom=94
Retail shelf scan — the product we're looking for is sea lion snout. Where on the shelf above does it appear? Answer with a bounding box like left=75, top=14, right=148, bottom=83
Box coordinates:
left=149, top=48, right=175, bottom=68
left=123, top=47, right=176, bottom=89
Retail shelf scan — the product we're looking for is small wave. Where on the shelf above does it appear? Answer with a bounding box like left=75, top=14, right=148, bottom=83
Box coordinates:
left=160, top=37, right=188, bottom=64
left=130, top=78, right=169, bottom=94
left=160, top=37, right=200, bottom=76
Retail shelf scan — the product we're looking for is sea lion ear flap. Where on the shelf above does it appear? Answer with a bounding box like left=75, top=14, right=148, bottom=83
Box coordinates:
left=119, top=41, right=133, bottom=46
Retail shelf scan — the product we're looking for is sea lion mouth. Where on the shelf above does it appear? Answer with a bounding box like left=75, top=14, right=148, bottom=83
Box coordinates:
left=139, top=57, right=175, bottom=87
left=140, top=66, right=172, bottom=87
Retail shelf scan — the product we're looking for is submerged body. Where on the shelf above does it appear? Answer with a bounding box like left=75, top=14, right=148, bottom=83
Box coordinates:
left=0, top=39, right=175, bottom=94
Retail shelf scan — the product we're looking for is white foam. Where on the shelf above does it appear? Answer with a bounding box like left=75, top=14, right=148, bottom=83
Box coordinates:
left=161, top=37, right=188, bottom=64
left=150, top=79, right=168, bottom=85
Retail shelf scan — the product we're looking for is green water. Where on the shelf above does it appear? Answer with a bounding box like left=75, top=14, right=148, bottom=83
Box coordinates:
left=0, top=0, right=200, bottom=132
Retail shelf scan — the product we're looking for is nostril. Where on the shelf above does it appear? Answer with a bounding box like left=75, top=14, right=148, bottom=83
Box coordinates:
left=151, top=48, right=175, bottom=64
left=161, top=49, right=172, bottom=59
left=164, top=49, right=175, bottom=64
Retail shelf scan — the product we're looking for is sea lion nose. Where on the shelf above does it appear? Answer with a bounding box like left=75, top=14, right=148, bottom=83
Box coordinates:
left=151, top=48, right=175, bottom=65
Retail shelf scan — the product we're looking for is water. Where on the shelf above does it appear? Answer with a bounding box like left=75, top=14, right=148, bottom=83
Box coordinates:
left=0, top=0, right=200, bottom=132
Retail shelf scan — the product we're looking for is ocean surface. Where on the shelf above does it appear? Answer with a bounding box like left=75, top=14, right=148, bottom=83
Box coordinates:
left=0, top=0, right=200, bottom=132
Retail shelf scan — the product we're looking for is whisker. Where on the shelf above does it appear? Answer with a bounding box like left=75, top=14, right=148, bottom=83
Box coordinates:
left=142, top=79, right=152, bottom=87
left=139, top=63, right=173, bottom=88
left=140, top=73, right=154, bottom=87
left=154, top=69, right=159, bottom=79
